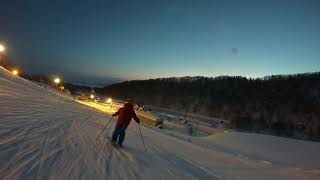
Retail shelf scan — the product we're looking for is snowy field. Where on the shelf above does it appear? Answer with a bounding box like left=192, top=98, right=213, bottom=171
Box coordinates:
left=1, top=66, right=320, bottom=180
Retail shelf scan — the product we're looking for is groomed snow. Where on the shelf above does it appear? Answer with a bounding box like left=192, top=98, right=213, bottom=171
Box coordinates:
left=1, top=67, right=319, bottom=180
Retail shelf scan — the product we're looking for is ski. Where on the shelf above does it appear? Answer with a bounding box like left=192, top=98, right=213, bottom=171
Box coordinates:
left=105, top=137, right=134, bottom=161
left=107, top=136, right=120, bottom=148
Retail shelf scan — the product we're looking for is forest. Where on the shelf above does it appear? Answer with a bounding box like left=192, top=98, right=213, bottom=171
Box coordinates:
left=96, top=73, right=320, bottom=141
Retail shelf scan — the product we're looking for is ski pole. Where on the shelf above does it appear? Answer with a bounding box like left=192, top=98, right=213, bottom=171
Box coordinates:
left=96, top=116, right=113, bottom=140
left=138, top=124, right=147, bottom=151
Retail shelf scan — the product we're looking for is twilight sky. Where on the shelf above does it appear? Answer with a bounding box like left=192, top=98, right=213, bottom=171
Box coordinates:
left=0, top=0, right=320, bottom=82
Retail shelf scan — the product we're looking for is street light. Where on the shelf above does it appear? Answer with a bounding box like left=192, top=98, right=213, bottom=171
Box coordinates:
left=0, top=44, right=5, bottom=53
left=0, top=44, right=5, bottom=66
left=106, top=97, right=113, bottom=110
left=106, top=98, right=112, bottom=104
left=54, top=77, right=61, bottom=85
left=90, top=94, right=95, bottom=99
left=12, top=69, right=19, bottom=76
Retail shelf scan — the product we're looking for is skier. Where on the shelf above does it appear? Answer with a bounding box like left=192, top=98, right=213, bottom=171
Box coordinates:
left=111, top=99, right=140, bottom=147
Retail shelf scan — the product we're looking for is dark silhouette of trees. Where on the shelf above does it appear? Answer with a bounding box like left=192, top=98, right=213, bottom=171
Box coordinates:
left=96, top=73, right=320, bottom=141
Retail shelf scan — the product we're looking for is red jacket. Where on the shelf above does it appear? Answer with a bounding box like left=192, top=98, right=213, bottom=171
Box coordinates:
left=113, top=103, right=140, bottom=127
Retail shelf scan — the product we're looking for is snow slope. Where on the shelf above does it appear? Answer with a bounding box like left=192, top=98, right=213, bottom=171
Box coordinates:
left=1, top=67, right=320, bottom=180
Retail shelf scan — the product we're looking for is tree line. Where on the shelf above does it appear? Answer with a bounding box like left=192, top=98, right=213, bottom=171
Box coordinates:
left=96, top=73, right=320, bottom=141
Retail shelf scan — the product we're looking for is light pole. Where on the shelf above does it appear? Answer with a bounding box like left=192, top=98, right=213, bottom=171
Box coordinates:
left=53, top=77, right=61, bottom=93
left=106, top=97, right=112, bottom=109
left=0, top=44, right=5, bottom=66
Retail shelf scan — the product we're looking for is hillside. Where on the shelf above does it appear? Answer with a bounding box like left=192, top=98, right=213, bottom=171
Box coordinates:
left=96, top=74, right=320, bottom=141
left=1, top=67, right=320, bottom=180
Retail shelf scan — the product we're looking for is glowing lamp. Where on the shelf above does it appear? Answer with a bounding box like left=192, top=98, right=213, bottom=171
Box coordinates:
left=106, top=98, right=112, bottom=103
left=90, top=94, right=95, bottom=99
left=54, top=78, right=61, bottom=84
left=0, top=44, right=5, bottom=52
left=12, top=69, right=19, bottom=76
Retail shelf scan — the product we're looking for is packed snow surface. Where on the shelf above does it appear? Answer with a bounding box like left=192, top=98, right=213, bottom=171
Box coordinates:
left=1, top=67, right=320, bottom=180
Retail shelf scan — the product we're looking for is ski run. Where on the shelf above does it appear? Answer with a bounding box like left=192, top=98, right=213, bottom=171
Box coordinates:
left=1, top=67, right=320, bottom=180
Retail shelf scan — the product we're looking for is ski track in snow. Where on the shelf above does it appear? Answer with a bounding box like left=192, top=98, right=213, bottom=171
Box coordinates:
left=1, top=67, right=320, bottom=180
